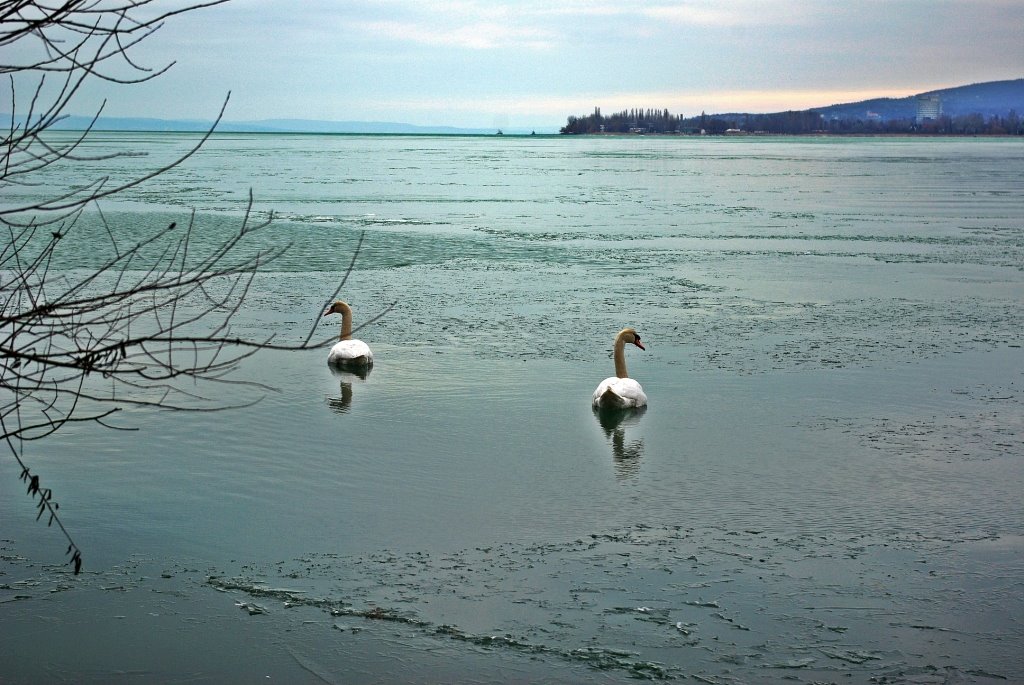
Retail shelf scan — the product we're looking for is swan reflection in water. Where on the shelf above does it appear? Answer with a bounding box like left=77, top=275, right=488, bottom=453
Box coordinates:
left=593, top=405, right=646, bottom=479
left=326, top=364, right=371, bottom=414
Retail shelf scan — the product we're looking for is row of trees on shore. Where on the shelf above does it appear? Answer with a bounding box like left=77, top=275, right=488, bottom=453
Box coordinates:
left=560, top=107, right=1024, bottom=135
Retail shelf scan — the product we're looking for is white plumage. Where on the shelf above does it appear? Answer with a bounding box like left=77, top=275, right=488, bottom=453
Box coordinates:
left=592, top=376, right=647, bottom=409
left=327, top=339, right=373, bottom=367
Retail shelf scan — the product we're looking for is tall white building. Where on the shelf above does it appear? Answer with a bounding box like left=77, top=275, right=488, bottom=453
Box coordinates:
left=916, top=95, right=942, bottom=123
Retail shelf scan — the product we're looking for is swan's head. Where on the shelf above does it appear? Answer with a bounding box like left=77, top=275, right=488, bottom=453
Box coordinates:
left=621, top=328, right=645, bottom=350
left=323, top=300, right=351, bottom=317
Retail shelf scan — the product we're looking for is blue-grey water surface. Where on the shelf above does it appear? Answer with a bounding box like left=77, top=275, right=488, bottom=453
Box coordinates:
left=2, top=133, right=1023, bottom=683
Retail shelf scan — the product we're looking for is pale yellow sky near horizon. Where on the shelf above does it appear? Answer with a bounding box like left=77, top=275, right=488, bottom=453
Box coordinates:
left=362, top=86, right=953, bottom=125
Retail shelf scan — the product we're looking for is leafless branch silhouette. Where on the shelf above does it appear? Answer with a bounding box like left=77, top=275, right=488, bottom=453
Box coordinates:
left=1, top=1, right=390, bottom=574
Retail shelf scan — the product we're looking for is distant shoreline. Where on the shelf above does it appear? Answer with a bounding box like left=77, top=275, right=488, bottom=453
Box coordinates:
left=560, top=131, right=1023, bottom=138
left=41, top=128, right=1023, bottom=139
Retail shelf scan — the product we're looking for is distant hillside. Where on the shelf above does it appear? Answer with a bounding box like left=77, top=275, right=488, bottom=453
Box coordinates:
left=13, top=79, right=1022, bottom=136
left=810, top=79, right=1024, bottom=121
left=561, top=79, right=1024, bottom=134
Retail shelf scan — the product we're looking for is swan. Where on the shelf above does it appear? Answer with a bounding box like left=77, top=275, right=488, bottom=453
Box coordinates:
left=592, top=327, right=647, bottom=409
left=323, top=300, right=373, bottom=368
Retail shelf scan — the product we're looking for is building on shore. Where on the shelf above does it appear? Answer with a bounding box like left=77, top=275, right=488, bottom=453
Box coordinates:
left=916, top=95, right=942, bottom=123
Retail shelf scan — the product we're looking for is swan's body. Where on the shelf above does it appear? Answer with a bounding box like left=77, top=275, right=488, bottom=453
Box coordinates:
left=592, top=328, right=647, bottom=409
left=327, top=339, right=373, bottom=367
left=323, top=301, right=373, bottom=368
left=593, top=377, right=647, bottom=409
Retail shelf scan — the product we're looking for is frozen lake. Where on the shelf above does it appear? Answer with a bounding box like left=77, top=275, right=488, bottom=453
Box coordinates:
left=2, top=133, right=1022, bottom=683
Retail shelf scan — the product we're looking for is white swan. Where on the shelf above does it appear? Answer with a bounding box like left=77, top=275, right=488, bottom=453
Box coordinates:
left=323, top=300, right=373, bottom=368
left=592, top=327, right=647, bottom=409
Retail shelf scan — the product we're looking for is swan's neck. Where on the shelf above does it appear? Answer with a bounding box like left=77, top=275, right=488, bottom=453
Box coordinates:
left=613, top=334, right=629, bottom=378
left=338, top=303, right=353, bottom=340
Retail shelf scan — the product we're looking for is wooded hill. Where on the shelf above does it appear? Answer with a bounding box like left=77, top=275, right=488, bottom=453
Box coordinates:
left=560, top=79, right=1024, bottom=135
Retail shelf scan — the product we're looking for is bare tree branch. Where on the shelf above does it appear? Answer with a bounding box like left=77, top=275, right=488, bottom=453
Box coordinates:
left=1, top=1, right=386, bottom=574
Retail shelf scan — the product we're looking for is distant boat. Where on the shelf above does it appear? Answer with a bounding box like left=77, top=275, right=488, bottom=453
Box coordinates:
left=496, top=129, right=503, bottom=135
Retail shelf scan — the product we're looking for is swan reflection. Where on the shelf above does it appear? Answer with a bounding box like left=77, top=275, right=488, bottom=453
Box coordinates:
left=593, top=406, right=646, bottom=479
left=327, top=364, right=371, bottom=414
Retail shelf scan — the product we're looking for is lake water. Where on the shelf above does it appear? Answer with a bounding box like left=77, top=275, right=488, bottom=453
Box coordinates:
left=2, top=133, right=1023, bottom=683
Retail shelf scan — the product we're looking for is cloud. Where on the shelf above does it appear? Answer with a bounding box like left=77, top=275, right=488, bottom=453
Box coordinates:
left=346, top=18, right=556, bottom=50
left=638, top=1, right=817, bottom=27
left=334, top=0, right=560, bottom=50
left=334, top=0, right=818, bottom=52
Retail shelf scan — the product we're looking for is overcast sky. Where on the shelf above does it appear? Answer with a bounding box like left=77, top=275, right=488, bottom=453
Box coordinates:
left=54, top=0, right=1024, bottom=129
